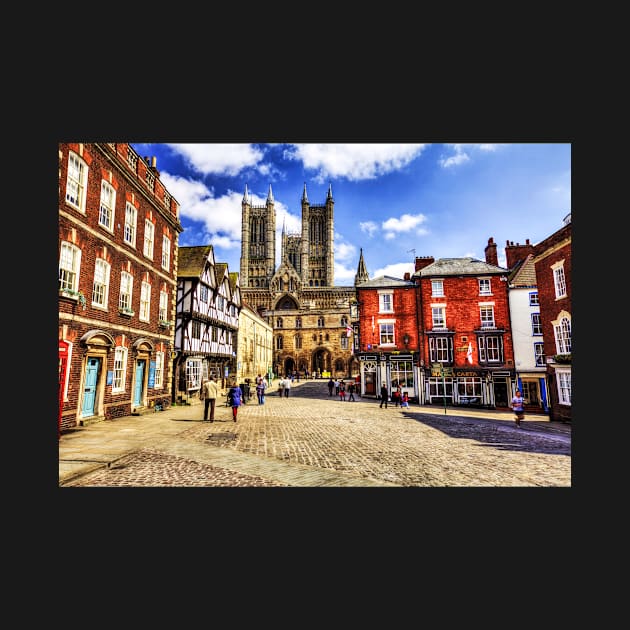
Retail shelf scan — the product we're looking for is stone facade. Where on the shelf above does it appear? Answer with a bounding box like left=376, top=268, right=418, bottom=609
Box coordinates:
left=239, top=184, right=358, bottom=379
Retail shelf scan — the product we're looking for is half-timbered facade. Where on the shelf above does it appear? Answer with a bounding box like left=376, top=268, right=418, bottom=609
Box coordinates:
left=173, top=245, right=241, bottom=402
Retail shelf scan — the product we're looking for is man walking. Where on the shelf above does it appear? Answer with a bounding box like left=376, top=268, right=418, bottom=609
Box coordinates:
left=380, top=383, right=389, bottom=408
left=202, top=376, right=219, bottom=422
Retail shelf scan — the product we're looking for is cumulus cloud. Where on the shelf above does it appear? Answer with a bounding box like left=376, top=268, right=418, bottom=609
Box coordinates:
left=372, top=261, right=415, bottom=280
left=360, top=220, right=378, bottom=237
left=381, top=213, right=429, bottom=240
left=439, top=143, right=503, bottom=168
left=167, top=143, right=267, bottom=177
left=284, top=143, right=428, bottom=182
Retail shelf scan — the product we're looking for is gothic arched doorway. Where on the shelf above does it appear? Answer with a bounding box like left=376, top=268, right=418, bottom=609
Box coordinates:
left=312, top=348, right=330, bottom=377
left=283, top=357, right=295, bottom=377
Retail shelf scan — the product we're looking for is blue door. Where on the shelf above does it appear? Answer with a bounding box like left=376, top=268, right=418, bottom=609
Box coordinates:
left=134, top=360, right=146, bottom=406
left=81, top=357, right=100, bottom=417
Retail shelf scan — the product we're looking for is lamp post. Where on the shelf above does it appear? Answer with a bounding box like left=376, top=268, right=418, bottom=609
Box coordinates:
left=441, top=364, right=447, bottom=415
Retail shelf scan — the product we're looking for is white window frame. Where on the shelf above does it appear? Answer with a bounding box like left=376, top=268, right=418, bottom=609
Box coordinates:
left=555, top=368, right=571, bottom=406
left=378, top=291, right=393, bottom=313
left=162, top=235, right=171, bottom=271
left=552, top=260, right=567, bottom=299
left=186, top=358, right=203, bottom=392
left=479, top=305, right=495, bottom=329
left=554, top=314, right=571, bottom=354
left=431, top=280, right=444, bottom=297
left=124, top=202, right=137, bottom=247
left=92, top=258, right=110, bottom=308
left=159, top=290, right=169, bottom=322
left=99, top=180, right=116, bottom=231
left=65, top=151, right=88, bottom=212
left=478, top=278, right=492, bottom=295
left=139, top=280, right=151, bottom=322
left=534, top=342, right=545, bottom=366
left=379, top=321, right=395, bottom=346
left=143, top=219, right=155, bottom=259
left=431, top=305, right=446, bottom=329
left=119, top=271, right=134, bottom=311
left=59, top=242, right=81, bottom=292
left=112, top=346, right=128, bottom=393
left=154, top=351, right=164, bottom=388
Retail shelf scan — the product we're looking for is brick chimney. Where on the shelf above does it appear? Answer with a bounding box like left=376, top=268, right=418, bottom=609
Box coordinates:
left=414, top=256, right=434, bottom=272
left=485, top=237, right=498, bottom=266
left=505, top=238, right=535, bottom=269
left=404, top=272, right=411, bottom=280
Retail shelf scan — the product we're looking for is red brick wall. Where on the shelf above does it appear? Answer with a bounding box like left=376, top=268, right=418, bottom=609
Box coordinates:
left=59, top=143, right=180, bottom=429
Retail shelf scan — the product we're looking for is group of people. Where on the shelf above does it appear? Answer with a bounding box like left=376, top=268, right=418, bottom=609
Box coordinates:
left=200, top=375, right=244, bottom=422
left=276, top=376, right=292, bottom=398
left=379, top=384, right=409, bottom=409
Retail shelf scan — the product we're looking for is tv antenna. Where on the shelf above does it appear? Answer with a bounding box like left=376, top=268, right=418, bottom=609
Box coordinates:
left=407, top=249, right=416, bottom=255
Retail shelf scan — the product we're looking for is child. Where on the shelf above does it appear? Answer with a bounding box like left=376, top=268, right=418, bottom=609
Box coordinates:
left=400, top=392, right=409, bottom=408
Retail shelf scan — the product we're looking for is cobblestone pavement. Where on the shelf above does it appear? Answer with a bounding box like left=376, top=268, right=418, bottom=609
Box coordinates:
left=60, top=380, right=571, bottom=488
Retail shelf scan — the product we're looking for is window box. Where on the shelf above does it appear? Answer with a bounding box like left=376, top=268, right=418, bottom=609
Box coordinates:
left=59, top=288, right=87, bottom=310
left=119, top=307, right=135, bottom=317
left=159, top=319, right=173, bottom=328
left=553, top=353, right=571, bottom=364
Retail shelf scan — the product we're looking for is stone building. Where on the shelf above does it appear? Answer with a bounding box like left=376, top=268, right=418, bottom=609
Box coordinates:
left=239, top=183, right=358, bottom=379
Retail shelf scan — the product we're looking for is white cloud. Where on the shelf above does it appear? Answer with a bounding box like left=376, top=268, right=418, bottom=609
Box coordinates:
left=439, top=143, right=504, bottom=168
left=372, top=262, right=415, bottom=280
left=167, top=143, right=266, bottom=176
left=285, top=143, right=428, bottom=182
left=381, top=213, right=429, bottom=239
left=360, top=221, right=378, bottom=237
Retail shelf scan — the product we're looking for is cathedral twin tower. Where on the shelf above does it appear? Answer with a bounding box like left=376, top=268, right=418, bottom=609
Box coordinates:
left=239, top=182, right=335, bottom=291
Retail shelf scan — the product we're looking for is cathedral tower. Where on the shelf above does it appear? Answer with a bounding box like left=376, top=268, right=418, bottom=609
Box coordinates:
left=240, top=184, right=276, bottom=289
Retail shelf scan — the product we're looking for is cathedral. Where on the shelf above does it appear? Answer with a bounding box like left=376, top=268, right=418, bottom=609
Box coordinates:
left=239, top=183, right=367, bottom=379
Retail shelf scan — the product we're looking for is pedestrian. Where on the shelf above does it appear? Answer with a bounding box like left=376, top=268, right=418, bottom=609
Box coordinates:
left=229, top=383, right=243, bottom=421
left=256, top=375, right=267, bottom=404
left=347, top=381, right=356, bottom=402
left=284, top=377, right=291, bottom=398
left=278, top=376, right=285, bottom=398
left=392, top=385, right=402, bottom=407
left=339, top=381, right=346, bottom=401
left=201, top=375, right=219, bottom=422
left=400, top=391, right=409, bottom=408
left=334, top=378, right=340, bottom=396
left=327, top=378, right=334, bottom=396
left=380, top=384, right=388, bottom=408
left=511, top=389, right=525, bottom=428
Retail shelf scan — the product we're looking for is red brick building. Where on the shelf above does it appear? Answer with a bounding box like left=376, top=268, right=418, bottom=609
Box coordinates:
left=412, top=252, right=514, bottom=409
left=532, top=214, right=572, bottom=422
left=58, top=143, right=183, bottom=433
left=354, top=272, right=419, bottom=399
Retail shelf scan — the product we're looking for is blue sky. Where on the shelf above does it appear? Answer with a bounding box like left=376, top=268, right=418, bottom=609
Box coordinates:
left=131, top=143, right=571, bottom=285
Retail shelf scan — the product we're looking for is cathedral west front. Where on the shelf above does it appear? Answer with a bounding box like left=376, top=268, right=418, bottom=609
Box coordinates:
left=239, top=183, right=365, bottom=379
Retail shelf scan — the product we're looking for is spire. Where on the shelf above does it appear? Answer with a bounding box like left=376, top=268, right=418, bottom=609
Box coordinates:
left=302, top=182, right=308, bottom=202
left=327, top=182, right=333, bottom=200
left=267, top=184, right=274, bottom=202
left=243, top=184, right=249, bottom=204
left=354, top=248, right=369, bottom=286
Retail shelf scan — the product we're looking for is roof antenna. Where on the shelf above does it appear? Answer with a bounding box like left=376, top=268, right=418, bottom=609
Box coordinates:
left=407, top=248, right=416, bottom=255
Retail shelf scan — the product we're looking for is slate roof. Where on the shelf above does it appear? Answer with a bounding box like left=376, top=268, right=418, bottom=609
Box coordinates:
left=508, top=254, right=537, bottom=287
left=356, top=275, right=416, bottom=288
left=177, top=245, right=213, bottom=278
left=412, top=257, right=507, bottom=278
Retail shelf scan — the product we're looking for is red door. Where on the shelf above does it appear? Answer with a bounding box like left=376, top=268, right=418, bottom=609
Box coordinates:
left=58, top=340, right=69, bottom=439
